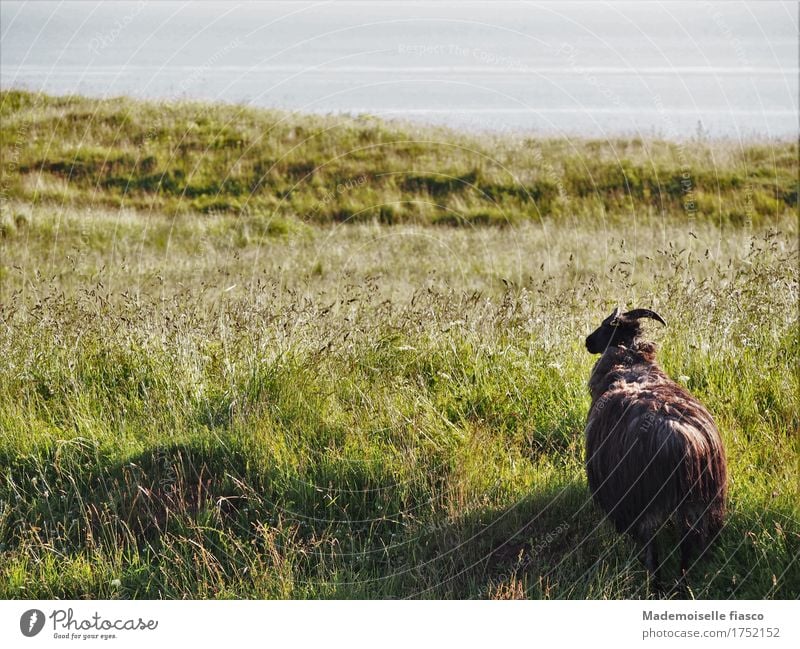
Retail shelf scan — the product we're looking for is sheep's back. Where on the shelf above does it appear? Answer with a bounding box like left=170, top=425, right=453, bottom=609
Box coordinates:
left=585, top=379, right=726, bottom=536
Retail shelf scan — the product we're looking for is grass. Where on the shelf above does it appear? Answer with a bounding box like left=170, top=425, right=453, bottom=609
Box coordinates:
left=0, top=90, right=797, bottom=599
left=1, top=89, right=797, bottom=225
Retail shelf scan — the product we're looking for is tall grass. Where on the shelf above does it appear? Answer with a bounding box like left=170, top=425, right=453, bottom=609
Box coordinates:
left=0, top=200, right=797, bottom=598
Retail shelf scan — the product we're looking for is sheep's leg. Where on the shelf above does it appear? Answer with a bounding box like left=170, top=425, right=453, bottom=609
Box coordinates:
left=642, top=535, right=663, bottom=593
left=679, top=526, right=702, bottom=583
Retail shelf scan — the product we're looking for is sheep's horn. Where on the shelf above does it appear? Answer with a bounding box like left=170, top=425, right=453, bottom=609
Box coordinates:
left=623, top=308, right=666, bottom=326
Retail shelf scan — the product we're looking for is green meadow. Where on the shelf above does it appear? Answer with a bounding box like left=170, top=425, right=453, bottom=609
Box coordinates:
left=0, top=90, right=797, bottom=599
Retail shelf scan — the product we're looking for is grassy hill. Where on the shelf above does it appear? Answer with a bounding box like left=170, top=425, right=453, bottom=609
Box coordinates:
left=0, top=90, right=797, bottom=599
left=1, top=89, right=797, bottom=226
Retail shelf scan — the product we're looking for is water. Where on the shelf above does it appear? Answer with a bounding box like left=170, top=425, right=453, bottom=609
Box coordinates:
left=1, top=1, right=797, bottom=139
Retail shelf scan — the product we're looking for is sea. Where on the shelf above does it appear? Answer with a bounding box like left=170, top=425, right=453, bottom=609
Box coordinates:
left=1, top=1, right=797, bottom=139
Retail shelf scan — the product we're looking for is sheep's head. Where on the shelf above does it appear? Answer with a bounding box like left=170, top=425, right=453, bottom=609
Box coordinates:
left=585, top=307, right=666, bottom=354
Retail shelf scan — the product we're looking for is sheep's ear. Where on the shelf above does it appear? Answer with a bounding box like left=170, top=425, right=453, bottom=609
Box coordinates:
left=609, top=306, right=621, bottom=327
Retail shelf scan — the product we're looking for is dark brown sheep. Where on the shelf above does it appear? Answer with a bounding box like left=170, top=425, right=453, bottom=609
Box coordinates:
left=584, top=307, right=727, bottom=588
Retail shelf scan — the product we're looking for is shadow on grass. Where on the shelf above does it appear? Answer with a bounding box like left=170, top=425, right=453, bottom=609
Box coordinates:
left=0, top=441, right=797, bottom=599
left=391, top=483, right=800, bottom=600
left=399, top=479, right=619, bottom=599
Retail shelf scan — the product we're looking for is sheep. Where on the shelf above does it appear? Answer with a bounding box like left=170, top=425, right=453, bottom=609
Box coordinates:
left=584, top=307, right=727, bottom=589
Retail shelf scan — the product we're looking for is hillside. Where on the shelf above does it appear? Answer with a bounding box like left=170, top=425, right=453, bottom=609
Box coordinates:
left=1, top=89, right=797, bottom=225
